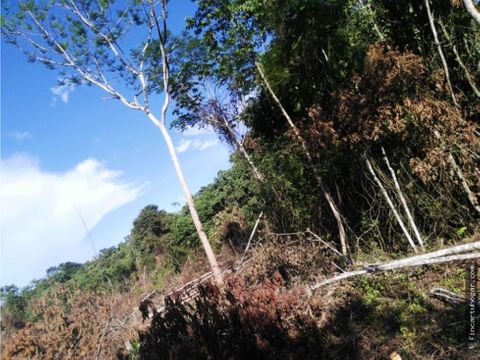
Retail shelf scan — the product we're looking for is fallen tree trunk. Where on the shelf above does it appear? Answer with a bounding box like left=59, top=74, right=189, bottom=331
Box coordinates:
left=308, top=241, right=480, bottom=291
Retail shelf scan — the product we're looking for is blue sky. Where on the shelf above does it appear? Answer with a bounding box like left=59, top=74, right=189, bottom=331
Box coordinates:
left=0, top=0, right=231, bottom=287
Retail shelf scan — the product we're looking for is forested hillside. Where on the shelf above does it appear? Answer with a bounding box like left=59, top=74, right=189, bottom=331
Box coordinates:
left=1, top=0, right=479, bottom=359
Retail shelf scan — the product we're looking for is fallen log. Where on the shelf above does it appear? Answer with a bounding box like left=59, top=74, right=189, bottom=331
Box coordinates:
left=308, top=241, right=480, bottom=292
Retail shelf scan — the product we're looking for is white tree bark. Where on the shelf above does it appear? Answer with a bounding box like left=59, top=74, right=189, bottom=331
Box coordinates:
left=381, top=147, right=425, bottom=250
left=147, top=114, right=223, bottom=283
left=448, top=152, right=480, bottom=214
left=365, top=158, right=419, bottom=253
left=237, top=211, right=263, bottom=270
left=236, top=139, right=265, bottom=182
left=439, top=19, right=480, bottom=98
left=255, top=62, right=349, bottom=256
left=463, top=0, right=480, bottom=26
left=425, top=0, right=459, bottom=107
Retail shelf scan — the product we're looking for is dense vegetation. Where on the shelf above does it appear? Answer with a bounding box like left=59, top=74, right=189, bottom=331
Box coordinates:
left=1, top=0, right=479, bottom=358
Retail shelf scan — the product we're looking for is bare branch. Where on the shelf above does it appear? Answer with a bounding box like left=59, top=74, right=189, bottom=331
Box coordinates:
left=149, top=0, right=170, bottom=125
left=424, top=0, right=459, bottom=107
left=28, top=10, right=142, bottom=111
left=237, top=211, right=263, bottom=272
left=381, top=147, right=425, bottom=250
left=433, top=130, right=480, bottom=214
left=439, top=19, right=480, bottom=98
left=365, top=158, right=419, bottom=253
left=65, top=0, right=140, bottom=76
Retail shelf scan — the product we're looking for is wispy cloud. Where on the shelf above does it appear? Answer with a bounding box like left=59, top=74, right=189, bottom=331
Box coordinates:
left=0, top=154, right=147, bottom=286
left=175, top=125, right=220, bottom=153
left=5, top=131, right=32, bottom=141
left=175, top=138, right=219, bottom=153
left=51, top=84, right=75, bottom=106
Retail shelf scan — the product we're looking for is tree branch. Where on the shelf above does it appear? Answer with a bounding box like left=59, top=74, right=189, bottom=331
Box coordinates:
left=365, top=157, right=419, bottom=253
left=381, top=147, right=425, bottom=250
left=438, top=19, right=480, bottom=98
left=425, top=0, right=459, bottom=107
left=237, top=211, right=263, bottom=272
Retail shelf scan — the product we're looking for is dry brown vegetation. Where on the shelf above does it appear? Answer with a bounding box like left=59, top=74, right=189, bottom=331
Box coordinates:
left=137, top=238, right=477, bottom=359
left=2, top=287, right=139, bottom=359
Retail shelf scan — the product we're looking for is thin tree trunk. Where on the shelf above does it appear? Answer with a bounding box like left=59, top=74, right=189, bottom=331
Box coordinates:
left=147, top=113, right=223, bottom=283
left=425, top=0, right=459, bottom=107
left=255, top=62, right=349, bottom=256
left=463, top=0, right=480, bottom=26
left=433, top=130, right=480, bottom=214
left=448, top=152, right=480, bottom=214
left=365, top=158, right=418, bottom=253
left=236, top=138, right=264, bottom=181
left=439, top=19, right=480, bottom=98
left=451, top=44, right=480, bottom=97
left=381, top=147, right=425, bottom=250
left=237, top=211, right=263, bottom=271
left=221, top=117, right=265, bottom=182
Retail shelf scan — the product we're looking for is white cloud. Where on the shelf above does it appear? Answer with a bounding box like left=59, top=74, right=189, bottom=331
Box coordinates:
left=199, top=139, right=219, bottom=150
left=51, top=84, right=75, bottom=106
left=175, top=125, right=220, bottom=153
left=5, top=131, right=32, bottom=141
left=0, top=154, right=146, bottom=286
left=175, top=138, right=219, bottom=153
left=175, top=139, right=194, bottom=153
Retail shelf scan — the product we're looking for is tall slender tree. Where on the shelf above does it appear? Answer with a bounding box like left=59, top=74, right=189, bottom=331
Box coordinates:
left=2, top=0, right=223, bottom=283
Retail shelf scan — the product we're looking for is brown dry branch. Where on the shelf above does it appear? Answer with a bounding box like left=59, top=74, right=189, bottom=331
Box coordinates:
left=2, top=287, right=139, bottom=359
left=140, top=256, right=254, bottom=319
